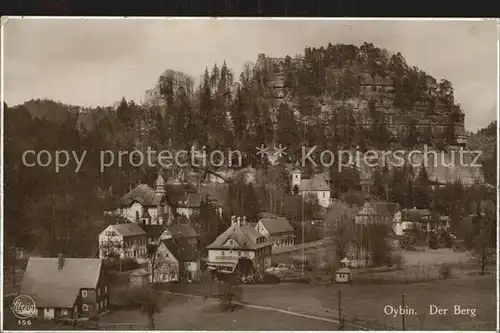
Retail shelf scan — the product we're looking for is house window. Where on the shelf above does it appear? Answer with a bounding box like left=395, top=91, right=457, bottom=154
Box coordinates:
left=62, top=309, right=68, bottom=316
left=98, top=288, right=100, bottom=297
left=105, top=285, right=108, bottom=293
left=238, top=251, right=241, bottom=256
left=82, top=304, right=89, bottom=312
left=104, top=299, right=108, bottom=307
left=100, top=301, right=104, bottom=309
left=221, top=251, right=225, bottom=255
left=82, top=290, right=87, bottom=297
left=97, top=303, right=100, bottom=311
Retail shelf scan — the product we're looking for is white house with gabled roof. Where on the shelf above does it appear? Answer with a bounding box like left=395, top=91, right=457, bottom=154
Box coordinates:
left=291, top=169, right=332, bottom=208
left=206, top=216, right=273, bottom=274
left=98, top=223, right=147, bottom=263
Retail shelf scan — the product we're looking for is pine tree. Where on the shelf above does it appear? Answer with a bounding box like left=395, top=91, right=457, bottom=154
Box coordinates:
left=210, top=63, right=220, bottom=91
left=403, top=161, right=415, bottom=208
left=276, top=103, right=300, bottom=158
left=371, top=167, right=384, bottom=199
left=283, top=56, right=294, bottom=91
left=243, top=183, right=260, bottom=221
left=414, top=163, right=431, bottom=208
left=256, top=112, right=274, bottom=147
left=231, top=87, right=247, bottom=149
left=199, top=68, right=213, bottom=144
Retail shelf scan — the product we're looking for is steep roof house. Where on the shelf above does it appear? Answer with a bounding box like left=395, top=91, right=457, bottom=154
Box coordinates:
left=98, top=223, right=148, bottom=263
left=154, top=237, right=200, bottom=282
left=206, top=216, right=273, bottom=274
left=398, top=208, right=441, bottom=234
left=255, top=217, right=295, bottom=249
left=116, top=175, right=173, bottom=225
left=355, top=201, right=402, bottom=226
left=291, top=170, right=332, bottom=208
left=20, top=256, right=109, bottom=320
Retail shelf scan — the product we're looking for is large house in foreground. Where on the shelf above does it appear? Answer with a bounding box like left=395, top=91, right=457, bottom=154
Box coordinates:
left=20, top=256, right=109, bottom=320
left=206, top=216, right=273, bottom=275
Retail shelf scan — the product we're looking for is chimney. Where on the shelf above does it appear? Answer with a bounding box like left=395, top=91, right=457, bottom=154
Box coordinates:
left=57, top=253, right=64, bottom=270
left=231, top=215, right=237, bottom=226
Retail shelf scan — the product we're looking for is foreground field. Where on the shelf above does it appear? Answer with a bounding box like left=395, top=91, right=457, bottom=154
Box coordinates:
left=234, top=274, right=496, bottom=330
left=102, top=295, right=344, bottom=330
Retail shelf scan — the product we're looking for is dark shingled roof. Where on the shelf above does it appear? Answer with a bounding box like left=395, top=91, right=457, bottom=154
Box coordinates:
left=199, top=185, right=228, bottom=205
left=164, top=222, right=199, bottom=239
left=20, top=258, right=103, bottom=308
left=206, top=223, right=272, bottom=250
left=258, top=217, right=294, bottom=236
left=162, top=238, right=198, bottom=262
left=142, top=225, right=165, bottom=239
left=402, top=208, right=433, bottom=222
left=113, top=223, right=146, bottom=237
left=175, top=193, right=202, bottom=208
left=119, top=184, right=166, bottom=207
left=357, top=202, right=401, bottom=217
left=299, top=174, right=330, bottom=191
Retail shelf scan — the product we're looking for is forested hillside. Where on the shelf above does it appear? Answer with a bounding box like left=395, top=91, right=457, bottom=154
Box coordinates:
left=3, top=42, right=495, bottom=256
left=467, top=121, right=497, bottom=185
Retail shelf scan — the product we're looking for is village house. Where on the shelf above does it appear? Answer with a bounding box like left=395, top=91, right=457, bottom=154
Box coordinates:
left=152, top=237, right=200, bottom=283
left=198, top=184, right=227, bottom=216
left=98, top=223, right=148, bottom=263
left=20, top=256, right=109, bottom=320
left=114, top=175, right=173, bottom=225
left=291, top=169, right=332, bottom=208
left=355, top=201, right=402, bottom=226
left=142, top=221, right=199, bottom=247
left=255, top=216, right=295, bottom=249
left=399, top=208, right=440, bottom=235
left=206, top=216, right=273, bottom=275
left=171, top=192, right=202, bottom=218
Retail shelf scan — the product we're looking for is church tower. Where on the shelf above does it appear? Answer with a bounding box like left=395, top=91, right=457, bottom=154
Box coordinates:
left=291, top=168, right=302, bottom=189
left=155, top=174, right=166, bottom=194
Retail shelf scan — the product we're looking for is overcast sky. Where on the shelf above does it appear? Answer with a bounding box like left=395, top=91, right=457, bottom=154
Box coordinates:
left=3, top=18, right=498, bottom=131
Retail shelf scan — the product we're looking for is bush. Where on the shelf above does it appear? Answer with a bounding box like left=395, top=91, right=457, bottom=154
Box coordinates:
left=428, top=235, right=438, bottom=249
left=261, top=273, right=280, bottom=284
left=111, top=286, right=160, bottom=312
left=388, top=253, right=405, bottom=269
left=88, top=314, right=100, bottom=321
left=439, top=264, right=452, bottom=279
left=104, top=257, right=139, bottom=272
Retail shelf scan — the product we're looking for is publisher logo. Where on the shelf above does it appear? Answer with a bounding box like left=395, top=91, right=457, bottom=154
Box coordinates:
left=11, top=295, right=36, bottom=319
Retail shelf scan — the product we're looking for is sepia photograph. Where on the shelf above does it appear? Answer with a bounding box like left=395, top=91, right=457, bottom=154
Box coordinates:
left=2, top=17, right=498, bottom=331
